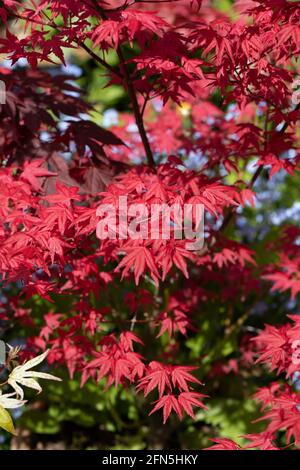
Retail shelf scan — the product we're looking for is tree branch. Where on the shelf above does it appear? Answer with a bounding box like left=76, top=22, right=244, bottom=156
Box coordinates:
left=90, top=0, right=156, bottom=169
left=79, top=42, right=123, bottom=79
left=117, top=46, right=156, bottom=168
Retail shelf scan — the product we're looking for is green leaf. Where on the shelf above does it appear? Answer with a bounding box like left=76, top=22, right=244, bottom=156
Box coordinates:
left=0, top=406, right=17, bottom=435
left=203, top=398, right=264, bottom=446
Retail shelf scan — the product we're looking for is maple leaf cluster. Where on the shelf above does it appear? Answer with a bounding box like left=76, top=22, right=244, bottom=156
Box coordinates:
left=206, top=315, right=300, bottom=450
left=263, top=227, right=300, bottom=299
left=97, top=161, right=239, bottom=284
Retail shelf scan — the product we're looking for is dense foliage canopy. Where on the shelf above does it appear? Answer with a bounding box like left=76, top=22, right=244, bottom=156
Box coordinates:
left=0, top=0, right=299, bottom=450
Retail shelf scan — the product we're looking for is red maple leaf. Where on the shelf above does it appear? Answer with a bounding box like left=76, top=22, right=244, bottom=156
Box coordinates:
left=149, top=394, right=182, bottom=424
left=20, top=159, right=57, bottom=192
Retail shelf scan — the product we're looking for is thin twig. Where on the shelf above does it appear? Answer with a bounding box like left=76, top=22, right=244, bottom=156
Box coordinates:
left=80, top=42, right=122, bottom=79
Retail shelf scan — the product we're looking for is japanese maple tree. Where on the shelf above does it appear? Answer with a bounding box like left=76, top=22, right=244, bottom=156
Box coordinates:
left=0, top=0, right=299, bottom=450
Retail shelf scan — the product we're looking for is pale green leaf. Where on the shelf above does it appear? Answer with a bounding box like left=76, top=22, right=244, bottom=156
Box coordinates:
left=0, top=405, right=17, bottom=435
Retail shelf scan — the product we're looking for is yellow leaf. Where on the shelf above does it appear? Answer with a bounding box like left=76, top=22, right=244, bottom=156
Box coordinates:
left=0, top=405, right=17, bottom=435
